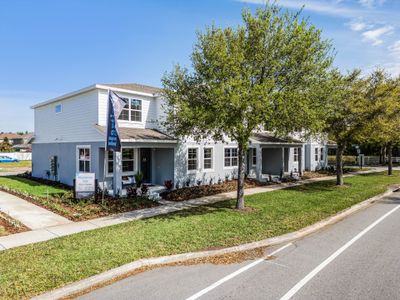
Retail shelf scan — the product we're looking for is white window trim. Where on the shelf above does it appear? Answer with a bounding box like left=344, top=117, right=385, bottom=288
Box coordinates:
left=121, top=147, right=139, bottom=176
left=293, top=148, right=299, bottom=162
left=118, top=97, right=143, bottom=124
left=314, top=147, right=319, bottom=162
left=187, top=146, right=200, bottom=174
left=203, top=146, right=214, bottom=172
left=76, top=145, right=91, bottom=173
left=223, top=146, right=239, bottom=169
left=105, top=150, right=114, bottom=177
left=251, top=148, right=257, bottom=167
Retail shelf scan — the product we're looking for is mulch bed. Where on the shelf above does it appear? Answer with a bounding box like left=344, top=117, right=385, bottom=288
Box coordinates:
left=0, top=186, right=159, bottom=222
left=0, top=212, right=29, bottom=236
left=160, top=179, right=268, bottom=202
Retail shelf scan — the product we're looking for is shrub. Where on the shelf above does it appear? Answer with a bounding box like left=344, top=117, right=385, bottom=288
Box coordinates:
left=126, top=186, right=138, bottom=198
left=164, top=180, right=173, bottom=190
left=134, top=172, right=144, bottom=186
left=141, top=184, right=149, bottom=197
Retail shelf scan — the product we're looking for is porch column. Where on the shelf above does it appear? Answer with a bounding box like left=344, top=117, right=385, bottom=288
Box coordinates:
left=113, top=151, right=122, bottom=196
left=256, top=146, right=262, bottom=181
left=298, top=146, right=303, bottom=176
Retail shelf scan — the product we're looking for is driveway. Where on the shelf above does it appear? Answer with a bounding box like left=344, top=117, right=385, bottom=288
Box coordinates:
left=77, top=190, right=400, bottom=300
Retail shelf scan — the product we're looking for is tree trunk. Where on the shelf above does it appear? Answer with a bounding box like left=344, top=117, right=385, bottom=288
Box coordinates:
left=336, top=142, right=344, bottom=186
left=379, top=146, right=384, bottom=165
left=388, top=144, right=393, bottom=176
left=236, top=142, right=246, bottom=210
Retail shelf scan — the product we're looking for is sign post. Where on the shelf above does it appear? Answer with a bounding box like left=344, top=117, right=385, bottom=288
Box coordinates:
left=75, top=173, right=96, bottom=199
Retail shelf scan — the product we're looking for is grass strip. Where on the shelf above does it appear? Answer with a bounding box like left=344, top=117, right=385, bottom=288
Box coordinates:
left=0, top=172, right=399, bottom=299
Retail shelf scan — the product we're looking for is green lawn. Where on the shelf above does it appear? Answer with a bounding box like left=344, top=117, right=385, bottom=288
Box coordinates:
left=0, top=176, right=67, bottom=197
left=0, top=160, right=31, bottom=172
left=0, top=172, right=399, bottom=299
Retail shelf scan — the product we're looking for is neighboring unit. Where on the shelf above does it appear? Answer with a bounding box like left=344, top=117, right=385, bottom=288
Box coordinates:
left=31, top=83, right=328, bottom=195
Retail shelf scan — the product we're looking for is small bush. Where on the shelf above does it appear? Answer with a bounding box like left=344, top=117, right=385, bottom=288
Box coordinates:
left=164, top=180, right=173, bottom=190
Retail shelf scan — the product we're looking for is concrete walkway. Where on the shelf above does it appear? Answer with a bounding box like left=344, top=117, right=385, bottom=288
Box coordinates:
left=0, top=168, right=393, bottom=251
left=0, top=191, right=72, bottom=230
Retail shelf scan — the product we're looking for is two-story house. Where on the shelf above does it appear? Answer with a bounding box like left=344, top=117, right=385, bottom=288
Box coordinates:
left=31, top=83, right=329, bottom=195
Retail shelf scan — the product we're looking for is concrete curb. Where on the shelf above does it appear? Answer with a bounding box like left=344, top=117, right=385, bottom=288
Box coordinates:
left=33, top=185, right=398, bottom=300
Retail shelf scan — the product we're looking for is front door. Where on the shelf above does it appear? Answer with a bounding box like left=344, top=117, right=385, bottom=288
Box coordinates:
left=140, top=148, right=151, bottom=183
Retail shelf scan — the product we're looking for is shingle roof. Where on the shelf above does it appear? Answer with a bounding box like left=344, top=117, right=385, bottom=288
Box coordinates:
left=95, top=125, right=176, bottom=142
left=102, top=83, right=161, bottom=95
left=251, top=132, right=303, bottom=145
left=0, top=133, right=24, bottom=140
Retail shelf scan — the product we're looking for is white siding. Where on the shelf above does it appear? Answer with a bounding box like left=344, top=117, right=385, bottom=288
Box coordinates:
left=97, top=90, right=159, bottom=129
left=34, top=90, right=103, bottom=143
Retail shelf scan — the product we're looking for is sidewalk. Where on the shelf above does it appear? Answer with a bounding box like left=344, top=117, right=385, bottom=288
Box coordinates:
left=0, top=168, right=389, bottom=251
left=0, top=191, right=72, bottom=230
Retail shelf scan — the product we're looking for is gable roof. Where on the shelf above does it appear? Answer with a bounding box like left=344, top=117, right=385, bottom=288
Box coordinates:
left=101, top=83, right=161, bottom=95
left=250, top=132, right=303, bottom=146
left=31, top=83, right=162, bottom=109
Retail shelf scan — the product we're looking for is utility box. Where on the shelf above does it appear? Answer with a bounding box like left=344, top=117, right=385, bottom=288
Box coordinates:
left=50, top=156, right=58, bottom=178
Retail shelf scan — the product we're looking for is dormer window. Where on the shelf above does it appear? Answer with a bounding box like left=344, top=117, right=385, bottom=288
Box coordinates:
left=55, top=104, right=62, bottom=114
left=118, top=98, right=142, bottom=122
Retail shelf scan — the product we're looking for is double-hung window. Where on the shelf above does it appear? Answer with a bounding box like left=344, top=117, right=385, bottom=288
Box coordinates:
left=122, top=148, right=135, bottom=173
left=107, top=151, right=113, bottom=175
left=293, top=148, right=299, bottom=162
left=224, top=148, right=238, bottom=167
left=188, top=148, right=198, bottom=171
left=320, top=147, right=324, bottom=161
left=252, top=148, right=257, bottom=166
left=203, top=148, right=213, bottom=170
left=118, top=98, right=142, bottom=122
left=315, top=148, right=319, bottom=161
left=77, top=147, right=90, bottom=173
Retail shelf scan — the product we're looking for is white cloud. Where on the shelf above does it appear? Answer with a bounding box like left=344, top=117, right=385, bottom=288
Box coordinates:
left=359, top=0, right=386, bottom=9
left=362, top=25, right=394, bottom=46
left=348, top=19, right=369, bottom=31
left=388, top=40, right=400, bottom=54
left=238, top=0, right=358, bottom=17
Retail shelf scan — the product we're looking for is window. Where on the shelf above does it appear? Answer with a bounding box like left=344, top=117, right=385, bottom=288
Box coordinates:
left=293, top=148, right=299, bottom=162
left=118, top=98, right=142, bottom=122
left=252, top=148, right=257, bottom=166
left=315, top=148, right=319, bottom=161
left=320, top=147, right=324, bottom=161
left=203, top=148, right=213, bottom=170
left=119, top=98, right=129, bottom=120
left=77, top=147, right=90, bottom=172
left=122, top=148, right=135, bottom=173
left=188, top=148, right=198, bottom=171
left=107, top=151, right=113, bottom=175
left=130, top=99, right=142, bottom=122
left=224, top=148, right=238, bottom=167
left=55, top=104, right=62, bottom=114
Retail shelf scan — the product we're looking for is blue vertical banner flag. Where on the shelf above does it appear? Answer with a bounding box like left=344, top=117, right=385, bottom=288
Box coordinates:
left=106, top=91, right=126, bottom=152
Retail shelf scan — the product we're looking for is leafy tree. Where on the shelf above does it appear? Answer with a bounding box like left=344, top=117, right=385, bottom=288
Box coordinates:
left=0, top=137, right=13, bottom=152
left=358, top=71, right=400, bottom=175
left=324, top=69, right=396, bottom=184
left=162, top=4, right=334, bottom=209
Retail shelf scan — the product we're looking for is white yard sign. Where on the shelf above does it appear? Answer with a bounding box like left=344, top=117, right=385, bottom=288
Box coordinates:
left=75, top=172, right=95, bottom=199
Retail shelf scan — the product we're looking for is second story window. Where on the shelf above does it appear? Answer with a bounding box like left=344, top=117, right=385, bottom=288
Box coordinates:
left=55, top=104, right=62, bottom=114
left=118, top=98, right=142, bottom=122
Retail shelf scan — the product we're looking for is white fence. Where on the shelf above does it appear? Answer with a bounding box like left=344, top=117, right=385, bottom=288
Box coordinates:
left=0, top=152, right=31, bottom=160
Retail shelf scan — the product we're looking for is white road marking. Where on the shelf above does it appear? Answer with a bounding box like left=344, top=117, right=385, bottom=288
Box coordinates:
left=280, top=204, right=400, bottom=300
left=185, top=242, right=293, bottom=300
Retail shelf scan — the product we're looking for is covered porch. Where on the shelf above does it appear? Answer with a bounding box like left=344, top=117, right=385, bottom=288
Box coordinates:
left=248, top=132, right=304, bottom=181
left=96, top=126, right=177, bottom=196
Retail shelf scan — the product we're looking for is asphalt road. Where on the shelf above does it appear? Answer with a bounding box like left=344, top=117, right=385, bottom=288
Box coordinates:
left=78, top=190, right=400, bottom=300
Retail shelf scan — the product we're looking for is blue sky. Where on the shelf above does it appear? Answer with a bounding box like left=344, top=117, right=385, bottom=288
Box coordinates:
left=1, top=0, right=399, bottom=132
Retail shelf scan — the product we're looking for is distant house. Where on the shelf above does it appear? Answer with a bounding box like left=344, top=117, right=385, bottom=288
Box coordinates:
left=31, top=83, right=329, bottom=195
